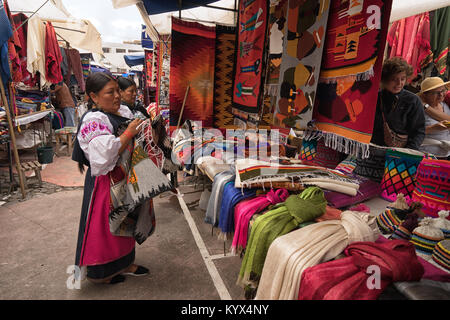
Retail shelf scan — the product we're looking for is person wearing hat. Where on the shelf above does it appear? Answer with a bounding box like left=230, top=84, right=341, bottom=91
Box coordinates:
left=418, top=77, right=450, bottom=158
left=371, top=57, right=425, bottom=150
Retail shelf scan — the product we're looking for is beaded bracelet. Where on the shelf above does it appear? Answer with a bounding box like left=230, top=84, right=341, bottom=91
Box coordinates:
left=123, top=130, right=134, bottom=139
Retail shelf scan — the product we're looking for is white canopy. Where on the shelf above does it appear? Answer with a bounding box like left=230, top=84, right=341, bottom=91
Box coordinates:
left=112, top=0, right=450, bottom=40
left=9, top=0, right=103, bottom=55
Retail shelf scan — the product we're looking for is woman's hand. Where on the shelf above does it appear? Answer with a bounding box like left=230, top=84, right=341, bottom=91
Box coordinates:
left=125, top=119, right=144, bottom=137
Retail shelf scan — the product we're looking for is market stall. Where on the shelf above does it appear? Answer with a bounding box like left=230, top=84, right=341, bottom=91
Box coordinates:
left=108, top=0, right=450, bottom=300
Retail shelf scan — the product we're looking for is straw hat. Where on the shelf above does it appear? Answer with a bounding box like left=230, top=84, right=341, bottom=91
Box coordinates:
left=420, top=77, right=450, bottom=94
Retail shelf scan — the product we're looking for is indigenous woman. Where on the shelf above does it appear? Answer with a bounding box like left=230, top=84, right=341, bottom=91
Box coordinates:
left=117, top=76, right=150, bottom=119
left=418, top=77, right=450, bottom=159
left=371, top=57, right=425, bottom=150
left=72, top=72, right=149, bottom=285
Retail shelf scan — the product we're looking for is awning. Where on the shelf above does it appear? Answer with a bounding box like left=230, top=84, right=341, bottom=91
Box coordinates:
left=9, top=0, right=103, bottom=55
left=124, top=54, right=145, bottom=67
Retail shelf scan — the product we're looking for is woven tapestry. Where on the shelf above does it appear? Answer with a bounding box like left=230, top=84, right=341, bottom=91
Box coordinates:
left=169, top=17, right=215, bottom=127
left=266, top=0, right=289, bottom=96
left=310, top=0, right=393, bottom=158
left=213, top=25, right=236, bottom=128
left=273, top=0, right=330, bottom=129
left=231, top=0, right=269, bottom=114
left=300, top=137, right=346, bottom=169
left=144, top=49, right=153, bottom=88
left=380, top=149, right=424, bottom=203
left=412, top=157, right=450, bottom=219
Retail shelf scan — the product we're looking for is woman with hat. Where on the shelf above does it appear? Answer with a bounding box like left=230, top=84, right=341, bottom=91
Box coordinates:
left=371, top=57, right=425, bottom=150
left=418, top=77, right=450, bottom=158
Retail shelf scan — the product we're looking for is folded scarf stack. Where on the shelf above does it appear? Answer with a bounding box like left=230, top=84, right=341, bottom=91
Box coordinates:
left=205, top=170, right=235, bottom=226
left=255, top=211, right=379, bottom=300
left=231, top=188, right=290, bottom=256
left=237, top=187, right=327, bottom=295
left=218, top=183, right=257, bottom=240
left=298, top=240, right=424, bottom=300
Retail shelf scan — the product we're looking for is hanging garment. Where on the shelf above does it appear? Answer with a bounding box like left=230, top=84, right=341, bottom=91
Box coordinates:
left=273, top=0, right=330, bottom=129
left=237, top=187, right=327, bottom=291
left=387, top=13, right=432, bottom=76
left=169, top=17, right=216, bottom=127
left=65, top=48, right=85, bottom=92
left=0, top=0, right=12, bottom=87
left=217, top=182, right=257, bottom=239
left=44, top=21, right=63, bottom=84
left=26, top=15, right=48, bottom=87
left=310, top=0, right=393, bottom=159
left=298, top=240, right=424, bottom=300
left=430, top=6, right=450, bottom=77
left=11, top=13, right=33, bottom=85
left=231, top=188, right=289, bottom=255
left=255, top=211, right=379, bottom=300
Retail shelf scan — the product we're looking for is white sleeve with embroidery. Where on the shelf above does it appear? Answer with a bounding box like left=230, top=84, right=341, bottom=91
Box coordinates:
left=77, top=112, right=122, bottom=176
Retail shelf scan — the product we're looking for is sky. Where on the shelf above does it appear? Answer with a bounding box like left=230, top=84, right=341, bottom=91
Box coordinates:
left=61, top=0, right=143, bottom=44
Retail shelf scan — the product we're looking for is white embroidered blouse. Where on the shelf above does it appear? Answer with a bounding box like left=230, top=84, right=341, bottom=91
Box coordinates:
left=77, top=105, right=134, bottom=176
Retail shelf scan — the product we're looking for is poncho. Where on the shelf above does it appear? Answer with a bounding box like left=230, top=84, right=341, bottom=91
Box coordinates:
left=237, top=187, right=327, bottom=291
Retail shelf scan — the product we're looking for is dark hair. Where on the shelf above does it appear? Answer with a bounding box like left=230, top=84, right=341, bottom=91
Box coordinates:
left=381, top=57, right=413, bottom=83
left=117, top=77, right=136, bottom=91
left=78, top=72, right=116, bottom=173
left=85, top=72, right=116, bottom=109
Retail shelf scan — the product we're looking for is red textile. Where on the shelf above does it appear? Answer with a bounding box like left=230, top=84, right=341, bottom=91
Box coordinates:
left=44, top=21, right=63, bottom=84
left=11, top=13, right=34, bottom=85
left=4, top=1, right=22, bottom=82
left=298, top=240, right=424, bottom=300
left=65, top=48, right=85, bottom=91
left=387, top=13, right=432, bottom=76
left=79, top=174, right=135, bottom=266
left=231, top=0, right=268, bottom=114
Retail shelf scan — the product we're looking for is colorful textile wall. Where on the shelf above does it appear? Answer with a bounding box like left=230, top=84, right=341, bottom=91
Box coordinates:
left=430, top=6, right=450, bottom=78
left=273, top=0, right=330, bottom=129
left=169, top=17, right=215, bottom=127
left=310, top=0, right=393, bottom=159
left=144, top=49, right=153, bottom=88
left=213, top=25, right=236, bottom=128
left=231, top=0, right=269, bottom=114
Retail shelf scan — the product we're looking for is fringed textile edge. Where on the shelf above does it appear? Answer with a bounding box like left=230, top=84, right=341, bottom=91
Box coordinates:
left=304, top=129, right=371, bottom=159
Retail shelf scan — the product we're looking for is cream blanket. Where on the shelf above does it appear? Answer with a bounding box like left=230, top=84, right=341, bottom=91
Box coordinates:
left=255, top=211, right=380, bottom=300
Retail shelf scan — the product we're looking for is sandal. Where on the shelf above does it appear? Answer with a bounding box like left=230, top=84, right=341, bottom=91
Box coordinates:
left=122, top=265, right=149, bottom=277
left=108, top=274, right=126, bottom=284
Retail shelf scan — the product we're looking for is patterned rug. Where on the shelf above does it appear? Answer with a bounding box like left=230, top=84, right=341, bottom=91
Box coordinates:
left=232, top=0, right=269, bottom=114
left=273, top=0, right=330, bottom=129
left=169, top=17, right=215, bottom=127
left=213, top=25, right=236, bottom=129
left=310, top=0, right=393, bottom=158
left=412, top=157, right=450, bottom=219
left=380, top=149, right=424, bottom=203
left=266, top=0, right=289, bottom=97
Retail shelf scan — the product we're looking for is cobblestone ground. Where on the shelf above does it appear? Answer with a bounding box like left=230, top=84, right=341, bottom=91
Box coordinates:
left=0, top=170, right=83, bottom=206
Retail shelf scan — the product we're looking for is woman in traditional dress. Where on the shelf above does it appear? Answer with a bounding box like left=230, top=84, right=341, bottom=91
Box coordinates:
left=117, top=76, right=150, bottom=119
left=418, top=77, right=450, bottom=159
left=72, top=72, right=149, bottom=284
left=371, top=57, right=425, bottom=150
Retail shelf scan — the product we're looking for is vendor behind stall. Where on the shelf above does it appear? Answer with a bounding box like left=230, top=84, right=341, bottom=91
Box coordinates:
left=370, top=57, right=425, bottom=150
left=50, top=82, right=76, bottom=127
left=418, top=77, right=450, bottom=159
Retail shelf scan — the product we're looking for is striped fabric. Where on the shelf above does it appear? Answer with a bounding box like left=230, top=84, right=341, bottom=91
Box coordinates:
left=410, top=231, right=444, bottom=255
left=432, top=240, right=450, bottom=271
left=390, top=225, right=412, bottom=241
left=376, top=208, right=406, bottom=234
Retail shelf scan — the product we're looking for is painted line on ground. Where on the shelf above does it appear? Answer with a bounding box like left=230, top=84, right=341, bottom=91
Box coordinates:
left=176, top=190, right=232, bottom=300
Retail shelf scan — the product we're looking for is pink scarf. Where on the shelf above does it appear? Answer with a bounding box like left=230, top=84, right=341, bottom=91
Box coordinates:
left=231, top=188, right=289, bottom=255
